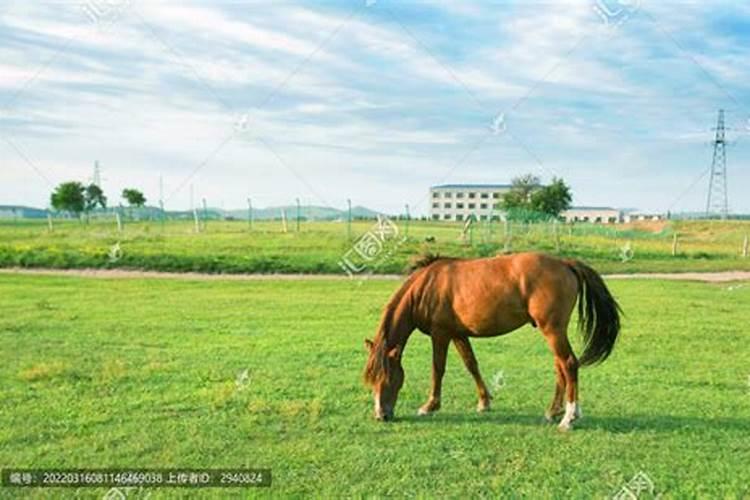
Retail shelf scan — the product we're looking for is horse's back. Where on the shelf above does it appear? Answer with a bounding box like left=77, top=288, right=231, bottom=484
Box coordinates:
left=410, top=253, right=578, bottom=337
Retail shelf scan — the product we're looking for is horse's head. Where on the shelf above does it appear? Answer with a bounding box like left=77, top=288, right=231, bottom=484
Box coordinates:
left=364, top=338, right=404, bottom=421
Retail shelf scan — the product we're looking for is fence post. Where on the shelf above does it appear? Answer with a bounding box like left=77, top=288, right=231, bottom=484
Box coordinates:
left=743, top=234, right=748, bottom=258
left=47, top=213, right=54, bottom=232
left=404, top=204, right=410, bottom=239
left=672, top=233, right=679, bottom=256
left=554, top=219, right=561, bottom=253
left=193, top=208, right=200, bottom=233
left=281, top=209, right=288, bottom=233
left=115, top=212, right=123, bottom=233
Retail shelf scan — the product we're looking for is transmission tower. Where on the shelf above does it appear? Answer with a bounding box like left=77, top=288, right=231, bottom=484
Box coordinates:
left=92, top=161, right=102, bottom=187
left=705, top=109, right=728, bottom=219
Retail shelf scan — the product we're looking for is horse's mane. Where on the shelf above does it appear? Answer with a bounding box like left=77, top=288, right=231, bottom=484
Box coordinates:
left=405, top=253, right=447, bottom=274
left=363, top=270, right=420, bottom=387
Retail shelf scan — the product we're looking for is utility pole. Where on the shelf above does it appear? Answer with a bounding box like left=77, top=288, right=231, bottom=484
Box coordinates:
left=347, top=198, right=352, bottom=240
left=296, top=198, right=301, bottom=232
left=247, top=197, right=253, bottom=230
left=706, top=109, right=729, bottom=219
left=92, top=161, right=102, bottom=187
left=159, top=174, right=165, bottom=229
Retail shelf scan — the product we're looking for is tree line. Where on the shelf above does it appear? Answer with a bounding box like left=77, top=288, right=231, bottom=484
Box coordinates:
left=50, top=181, right=147, bottom=218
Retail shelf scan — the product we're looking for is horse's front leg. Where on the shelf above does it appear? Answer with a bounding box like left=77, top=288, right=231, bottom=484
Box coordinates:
left=417, top=335, right=449, bottom=416
left=453, top=336, right=492, bottom=412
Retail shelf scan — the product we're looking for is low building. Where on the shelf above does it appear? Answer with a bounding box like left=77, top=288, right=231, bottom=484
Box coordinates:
left=429, top=184, right=512, bottom=222
left=561, top=206, right=622, bottom=224
left=623, top=211, right=666, bottom=223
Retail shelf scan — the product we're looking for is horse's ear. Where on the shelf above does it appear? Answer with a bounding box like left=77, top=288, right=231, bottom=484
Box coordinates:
left=386, top=345, right=402, bottom=361
left=364, top=338, right=374, bottom=351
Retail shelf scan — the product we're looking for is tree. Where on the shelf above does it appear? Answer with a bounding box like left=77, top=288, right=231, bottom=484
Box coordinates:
left=122, top=188, right=146, bottom=208
left=530, top=177, right=572, bottom=217
left=50, top=182, right=86, bottom=217
left=500, top=174, right=542, bottom=217
left=501, top=174, right=572, bottom=221
left=84, top=184, right=107, bottom=212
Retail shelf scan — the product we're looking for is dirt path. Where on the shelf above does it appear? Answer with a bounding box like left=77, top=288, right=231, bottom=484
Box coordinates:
left=1, top=268, right=750, bottom=282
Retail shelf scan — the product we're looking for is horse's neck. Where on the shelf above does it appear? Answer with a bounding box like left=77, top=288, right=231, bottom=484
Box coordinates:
left=382, top=294, right=414, bottom=349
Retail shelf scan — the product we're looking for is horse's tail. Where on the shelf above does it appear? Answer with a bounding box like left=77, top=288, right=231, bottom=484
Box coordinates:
left=566, top=260, right=622, bottom=366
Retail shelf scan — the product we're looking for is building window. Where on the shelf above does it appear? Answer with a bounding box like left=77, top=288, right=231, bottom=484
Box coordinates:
left=480, top=203, right=487, bottom=209
left=480, top=215, right=488, bottom=221
left=456, top=193, right=464, bottom=199
left=432, top=192, right=439, bottom=198
left=492, top=193, right=500, bottom=199
left=432, top=214, right=440, bottom=220
left=468, top=203, right=475, bottom=209
left=456, top=214, right=464, bottom=221
left=432, top=202, right=439, bottom=208
left=444, top=192, right=452, bottom=198
left=443, top=214, right=452, bottom=220
left=480, top=193, right=488, bottom=199
left=444, top=203, right=452, bottom=209
left=468, top=193, right=476, bottom=199
left=456, top=203, right=464, bottom=209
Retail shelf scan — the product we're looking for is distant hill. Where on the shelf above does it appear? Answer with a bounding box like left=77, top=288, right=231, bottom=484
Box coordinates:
left=219, top=205, right=383, bottom=221
left=0, top=204, right=386, bottom=221
left=0, top=205, right=49, bottom=219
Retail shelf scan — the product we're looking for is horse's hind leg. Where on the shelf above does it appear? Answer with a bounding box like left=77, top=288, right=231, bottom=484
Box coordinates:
left=542, top=329, right=581, bottom=431
left=417, top=334, right=449, bottom=416
left=544, top=359, right=566, bottom=423
left=453, top=337, right=491, bottom=412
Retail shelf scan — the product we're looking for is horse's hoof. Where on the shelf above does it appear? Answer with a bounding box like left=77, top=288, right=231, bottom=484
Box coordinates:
left=417, top=404, right=439, bottom=416
left=543, top=415, right=556, bottom=424
left=558, top=420, right=575, bottom=432
left=477, top=402, right=491, bottom=413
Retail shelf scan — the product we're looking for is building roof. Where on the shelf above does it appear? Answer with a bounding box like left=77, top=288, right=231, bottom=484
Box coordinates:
left=431, top=184, right=512, bottom=190
left=564, top=206, right=620, bottom=211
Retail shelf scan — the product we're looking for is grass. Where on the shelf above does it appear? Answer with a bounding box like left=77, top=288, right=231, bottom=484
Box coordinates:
left=0, top=218, right=749, bottom=275
left=1, top=274, right=749, bottom=498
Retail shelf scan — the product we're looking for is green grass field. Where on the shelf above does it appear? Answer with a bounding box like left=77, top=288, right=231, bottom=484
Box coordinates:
left=1, top=274, right=748, bottom=498
left=1, top=218, right=750, bottom=275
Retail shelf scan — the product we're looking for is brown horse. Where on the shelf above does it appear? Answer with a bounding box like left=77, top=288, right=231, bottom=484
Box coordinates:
left=363, top=252, right=621, bottom=431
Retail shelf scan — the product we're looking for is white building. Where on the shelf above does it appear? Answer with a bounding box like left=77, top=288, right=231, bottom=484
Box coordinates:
left=561, top=207, right=622, bottom=224
left=429, top=184, right=512, bottom=221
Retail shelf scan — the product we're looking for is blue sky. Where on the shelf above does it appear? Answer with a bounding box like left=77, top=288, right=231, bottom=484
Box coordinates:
left=1, top=0, right=749, bottom=215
